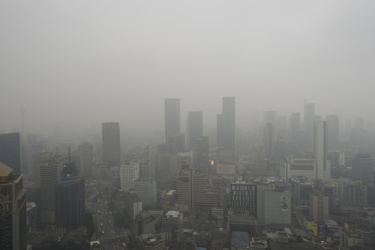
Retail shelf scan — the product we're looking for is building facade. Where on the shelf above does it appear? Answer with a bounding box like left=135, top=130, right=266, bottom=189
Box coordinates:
left=102, top=122, right=120, bottom=166
left=0, top=133, right=20, bottom=174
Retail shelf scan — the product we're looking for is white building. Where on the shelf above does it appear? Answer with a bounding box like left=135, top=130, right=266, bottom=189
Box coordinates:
left=280, top=154, right=317, bottom=181
left=120, top=164, right=139, bottom=192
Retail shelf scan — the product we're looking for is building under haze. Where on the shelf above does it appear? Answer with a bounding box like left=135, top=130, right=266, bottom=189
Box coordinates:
left=165, top=98, right=180, bottom=151
left=55, top=161, right=85, bottom=229
left=0, top=162, right=26, bottom=250
left=102, top=122, right=120, bottom=166
left=313, top=121, right=330, bottom=180
left=217, top=97, right=235, bottom=160
left=120, top=163, right=139, bottom=192
left=77, top=142, right=94, bottom=179
left=36, top=152, right=67, bottom=223
left=186, top=111, right=203, bottom=151
left=352, top=154, right=373, bottom=185
left=326, top=115, right=339, bottom=151
left=0, top=133, right=20, bottom=174
left=304, top=103, right=315, bottom=148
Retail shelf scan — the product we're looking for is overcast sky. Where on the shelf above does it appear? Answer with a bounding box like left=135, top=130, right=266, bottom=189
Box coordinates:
left=1, top=1, right=374, bottom=136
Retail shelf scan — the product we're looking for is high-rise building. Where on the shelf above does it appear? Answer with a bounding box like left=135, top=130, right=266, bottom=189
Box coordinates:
left=102, top=122, right=120, bottom=166
left=55, top=161, right=85, bottom=229
left=309, top=189, right=329, bottom=223
left=186, top=112, right=203, bottom=151
left=263, top=111, right=276, bottom=124
left=313, top=121, right=330, bottom=180
left=77, top=142, right=94, bottom=179
left=0, top=133, right=20, bottom=174
left=304, top=103, right=315, bottom=147
left=0, top=162, right=26, bottom=250
left=120, top=164, right=139, bottom=192
left=134, top=178, right=157, bottom=206
left=326, top=115, right=339, bottom=151
left=35, top=152, right=67, bottom=223
left=217, top=97, right=235, bottom=159
left=177, top=169, right=206, bottom=212
left=165, top=98, right=180, bottom=146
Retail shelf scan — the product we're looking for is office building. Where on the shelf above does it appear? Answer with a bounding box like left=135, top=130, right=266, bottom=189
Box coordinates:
left=35, top=152, right=67, bottom=223
left=55, top=161, right=85, bottom=229
left=26, top=202, right=37, bottom=236
left=0, top=162, right=26, bottom=250
left=134, top=178, right=157, bottom=206
left=120, top=164, right=139, bottom=192
left=263, top=111, right=276, bottom=124
left=165, top=98, right=180, bottom=148
left=257, top=182, right=291, bottom=226
left=177, top=169, right=206, bottom=211
left=167, top=133, right=184, bottom=154
left=186, top=111, right=203, bottom=150
left=326, top=115, right=339, bottom=151
left=124, top=190, right=142, bottom=219
left=309, top=189, right=329, bottom=223
left=0, top=133, right=20, bottom=174
left=77, top=142, right=94, bottom=179
left=230, top=183, right=257, bottom=216
left=217, top=97, right=235, bottom=159
left=280, top=153, right=316, bottom=181
left=352, top=153, right=373, bottom=185
left=102, top=122, right=120, bottom=166
left=313, top=121, right=330, bottom=180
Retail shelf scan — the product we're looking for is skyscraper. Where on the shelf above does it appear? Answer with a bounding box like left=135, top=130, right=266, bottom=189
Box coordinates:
left=0, top=133, right=20, bottom=174
left=195, top=136, right=209, bottom=170
left=165, top=98, right=180, bottom=146
left=313, top=121, right=330, bottom=180
left=77, top=142, right=94, bottom=179
left=263, top=123, right=274, bottom=160
left=186, top=112, right=203, bottom=150
left=35, top=152, right=67, bottom=223
left=120, top=164, right=139, bottom=192
left=102, top=122, right=120, bottom=166
left=0, top=162, right=26, bottom=250
left=304, top=103, right=315, bottom=147
left=326, top=115, right=339, bottom=151
left=55, top=161, right=85, bottom=229
left=217, top=97, right=235, bottom=159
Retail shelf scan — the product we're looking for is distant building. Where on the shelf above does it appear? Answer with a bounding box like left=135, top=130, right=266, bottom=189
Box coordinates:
left=26, top=202, right=37, bottom=236
left=326, top=115, right=339, bottom=151
left=352, top=153, right=373, bottom=185
left=102, top=122, right=120, bottom=166
left=0, top=162, right=26, bottom=250
left=167, top=133, right=184, bottom=154
left=304, top=103, right=315, bottom=147
left=177, top=169, right=206, bottom=212
left=313, top=121, right=330, bottom=180
left=195, top=136, right=209, bottom=170
left=263, top=123, right=274, bottom=160
left=186, top=111, right=203, bottom=151
left=280, top=154, right=317, bottom=181
left=217, top=97, right=235, bottom=160
left=0, top=133, right=20, bottom=173
left=55, top=161, right=85, bottom=229
left=77, top=142, right=94, bottom=179
left=139, top=234, right=166, bottom=250
left=165, top=98, right=180, bottom=151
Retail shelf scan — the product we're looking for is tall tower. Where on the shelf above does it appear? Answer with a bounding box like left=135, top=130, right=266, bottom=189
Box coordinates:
left=304, top=103, right=315, bottom=148
left=217, top=97, right=235, bottom=159
left=55, top=161, right=85, bottom=229
left=313, top=121, right=330, bottom=180
left=186, top=112, right=203, bottom=150
left=165, top=98, right=180, bottom=148
left=36, top=152, right=67, bottom=223
left=0, top=133, right=21, bottom=174
left=0, top=162, right=26, bottom=250
left=102, top=122, right=120, bottom=166
left=326, top=115, right=339, bottom=151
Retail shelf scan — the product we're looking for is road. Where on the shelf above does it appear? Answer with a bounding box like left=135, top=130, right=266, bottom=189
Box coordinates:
left=87, top=181, right=127, bottom=250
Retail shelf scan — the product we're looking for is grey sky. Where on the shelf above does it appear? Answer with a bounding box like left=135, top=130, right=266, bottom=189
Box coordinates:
left=1, top=1, right=374, bottom=135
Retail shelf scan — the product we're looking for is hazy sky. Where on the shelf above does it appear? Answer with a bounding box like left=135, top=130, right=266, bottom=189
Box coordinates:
left=1, top=1, right=375, bottom=135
